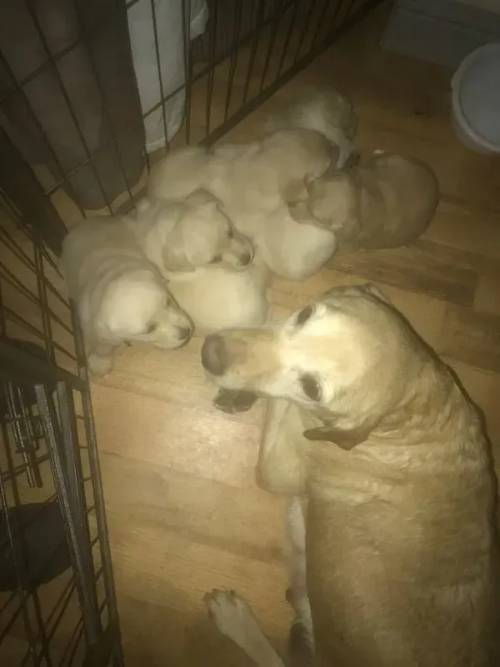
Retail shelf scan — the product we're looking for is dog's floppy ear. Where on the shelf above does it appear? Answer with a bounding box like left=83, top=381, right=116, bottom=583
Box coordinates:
left=303, top=411, right=381, bottom=450
left=161, top=231, right=195, bottom=272
left=186, top=188, right=229, bottom=218
left=302, top=424, right=371, bottom=450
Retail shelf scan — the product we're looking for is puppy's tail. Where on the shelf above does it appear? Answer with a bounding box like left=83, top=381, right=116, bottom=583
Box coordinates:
left=269, top=86, right=358, bottom=166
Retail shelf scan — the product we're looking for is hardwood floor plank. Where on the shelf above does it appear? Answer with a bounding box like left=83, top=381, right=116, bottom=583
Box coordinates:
left=327, top=239, right=478, bottom=306
left=442, top=305, right=500, bottom=373
left=101, top=452, right=287, bottom=566
left=93, top=384, right=264, bottom=488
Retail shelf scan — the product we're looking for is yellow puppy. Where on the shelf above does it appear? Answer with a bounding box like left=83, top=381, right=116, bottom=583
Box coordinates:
left=61, top=217, right=192, bottom=376
left=289, top=152, right=439, bottom=252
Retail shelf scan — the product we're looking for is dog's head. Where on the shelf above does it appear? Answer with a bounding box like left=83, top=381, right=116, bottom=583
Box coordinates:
left=201, top=284, right=426, bottom=449
left=154, top=190, right=254, bottom=272
left=288, top=169, right=358, bottom=232
left=97, top=272, right=192, bottom=349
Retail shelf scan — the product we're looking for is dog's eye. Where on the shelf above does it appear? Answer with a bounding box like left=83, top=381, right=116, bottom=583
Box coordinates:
left=145, top=323, right=157, bottom=334
left=210, top=254, right=222, bottom=264
left=300, top=373, right=321, bottom=402
left=296, top=305, right=314, bottom=326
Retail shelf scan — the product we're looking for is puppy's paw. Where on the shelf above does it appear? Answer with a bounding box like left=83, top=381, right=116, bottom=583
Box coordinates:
left=214, top=389, right=257, bottom=414
left=88, top=354, right=113, bottom=377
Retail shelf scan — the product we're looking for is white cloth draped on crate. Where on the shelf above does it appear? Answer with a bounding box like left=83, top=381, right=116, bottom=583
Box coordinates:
left=127, top=0, right=208, bottom=152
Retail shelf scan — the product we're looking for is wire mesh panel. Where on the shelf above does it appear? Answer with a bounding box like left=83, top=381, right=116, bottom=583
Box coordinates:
left=0, top=0, right=379, bottom=221
left=0, top=191, right=122, bottom=664
left=187, top=0, right=376, bottom=144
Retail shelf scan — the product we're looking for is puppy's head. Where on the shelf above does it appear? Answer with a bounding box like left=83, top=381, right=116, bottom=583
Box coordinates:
left=162, top=190, right=254, bottom=272
left=201, top=284, right=425, bottom=448
left=97, top=272, right=192, bottom=349
left=288, top=170, right=357, bottom=232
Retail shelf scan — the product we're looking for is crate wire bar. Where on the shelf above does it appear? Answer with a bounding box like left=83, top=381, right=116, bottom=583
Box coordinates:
left=0, top=0, right=380, bottom=219
left=0, top=200, right=123, bottom=664
left=0, top=0, right=379, bottom=664
left=0, top=180, right=122, bottom=662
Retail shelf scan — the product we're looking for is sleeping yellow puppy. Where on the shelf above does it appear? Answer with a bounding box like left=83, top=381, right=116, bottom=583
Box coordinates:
left=289, top=151, right=439, bottom=252
left=61, top=217, right=192, bottom=376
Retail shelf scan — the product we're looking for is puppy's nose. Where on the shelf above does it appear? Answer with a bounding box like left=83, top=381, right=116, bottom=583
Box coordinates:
left=201, top=334, right=228, bottom=376
left=239, top=252, right=252, bottom=266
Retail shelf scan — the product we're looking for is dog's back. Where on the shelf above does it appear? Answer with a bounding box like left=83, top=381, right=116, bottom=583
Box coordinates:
left=304, top=342, right=500, bottom=666
left=61, top=217, right=156, bottom=342
left=360, top=153, right=439, bottom=247
left=148, top=145, right=212, bottom=201
left=267, top=85, right=358, bottom=166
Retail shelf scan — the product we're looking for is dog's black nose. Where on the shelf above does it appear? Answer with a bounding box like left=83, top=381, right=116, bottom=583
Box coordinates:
left=201, top=334, right=227, bottom=376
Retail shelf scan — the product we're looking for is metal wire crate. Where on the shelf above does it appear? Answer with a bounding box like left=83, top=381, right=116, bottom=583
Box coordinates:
left=0, top=182, right=122, bottom=663
left=0, top=1, right=379, bottom=664
left=0, top=0, right=379, bottom=219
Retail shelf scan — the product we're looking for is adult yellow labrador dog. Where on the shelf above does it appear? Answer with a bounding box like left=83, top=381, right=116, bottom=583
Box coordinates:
left=201, top=284, right=500, bottom=666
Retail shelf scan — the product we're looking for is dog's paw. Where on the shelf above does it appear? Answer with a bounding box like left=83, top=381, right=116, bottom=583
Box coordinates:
left=214, top=389, right=257, bottom=414
left=204, top=589, right=285, bottom=666
left=204, top=589, right=258, bottom=643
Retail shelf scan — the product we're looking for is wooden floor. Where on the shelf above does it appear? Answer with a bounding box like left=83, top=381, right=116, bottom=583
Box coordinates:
left=90, top=7, right=500, bottom=665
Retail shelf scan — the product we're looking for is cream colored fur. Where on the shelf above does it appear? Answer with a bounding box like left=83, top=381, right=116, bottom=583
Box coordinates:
left=268, top=86, right=358, bottom=167
left=289, top=152, right=439, bottom=252
left=129, top=189, right=254, bottom=273
left=148, top=88, right=357, bottom=280
left=125, top=189, right=268, bottom=333
left=165, top=258, right=270, bottom=333
left=202, top=284, right=500, bottom=666
left=61, top=217, right=192, bottom=376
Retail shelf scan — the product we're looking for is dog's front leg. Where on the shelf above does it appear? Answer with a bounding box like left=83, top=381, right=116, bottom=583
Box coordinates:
left=257, top=400, right=308, bottom=495
left=86, top=340, right=115, bottom=377
left=286, top=498, right=314, bottom=665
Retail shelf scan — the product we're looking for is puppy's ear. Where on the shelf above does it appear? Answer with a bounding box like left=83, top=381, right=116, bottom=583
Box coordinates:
left=302, top=424, right=371, bottom=450
left=187, top=188, right=228, bottom=220
left=362, top=283, right=391, bottom=305
left=161, top=242, right=194, bottom=272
